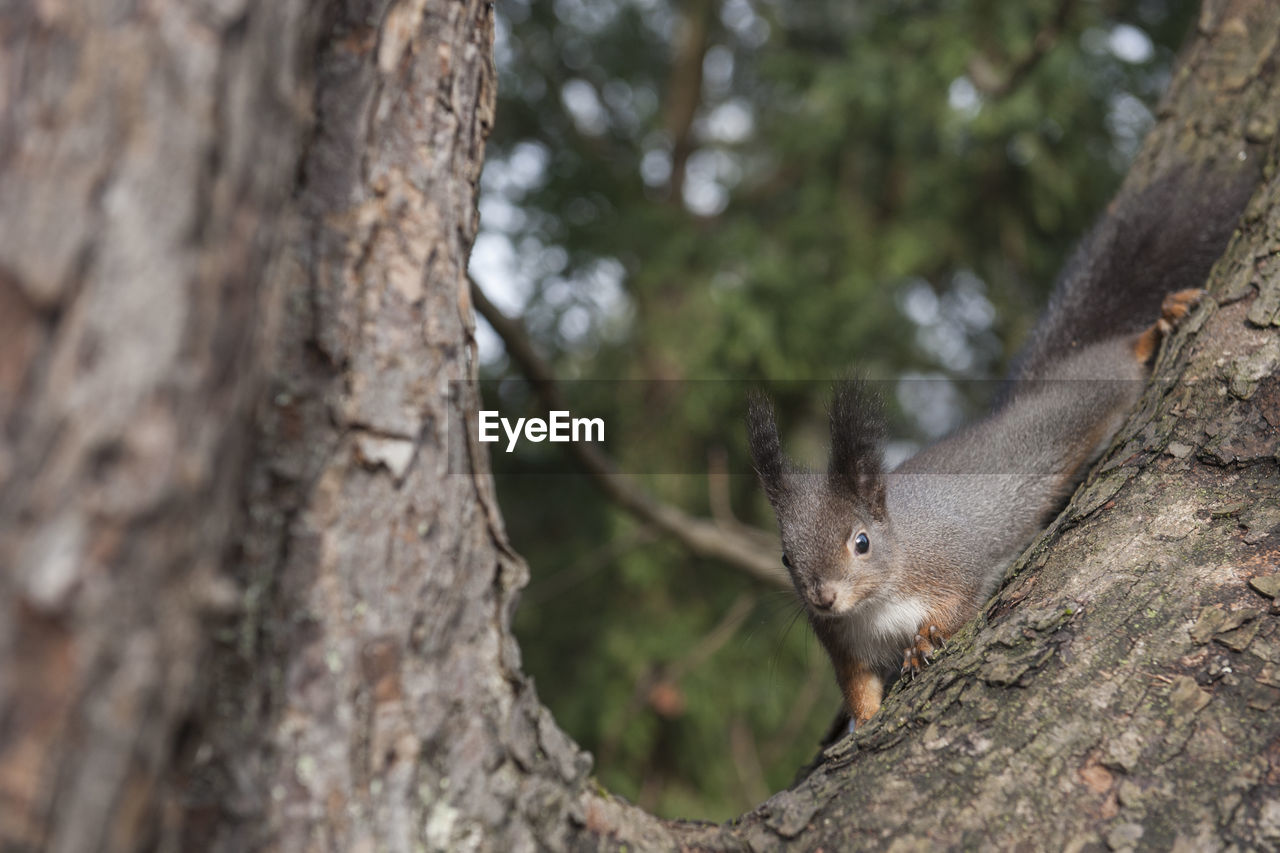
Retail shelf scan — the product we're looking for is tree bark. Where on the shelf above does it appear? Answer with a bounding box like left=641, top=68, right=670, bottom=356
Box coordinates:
left=186, top=1, right=594, bottom=851
left=2, top=1, right=1278, bottom=852
left=0, top=2, right=321, bottom=850
left=657, top=3, right=1280, bottom=847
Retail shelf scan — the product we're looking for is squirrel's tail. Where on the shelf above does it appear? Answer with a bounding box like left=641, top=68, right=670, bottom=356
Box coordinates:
left=1009, top=164, right=1258, bottom=382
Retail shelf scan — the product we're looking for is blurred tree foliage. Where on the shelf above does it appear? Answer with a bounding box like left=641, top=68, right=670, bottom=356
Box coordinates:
left=474, top=0, right=1200, bottom=821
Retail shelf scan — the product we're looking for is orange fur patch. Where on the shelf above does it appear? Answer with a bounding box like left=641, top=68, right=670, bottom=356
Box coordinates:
left=1133, top=288, right=1206, bottom=365
left=837, top=659, right=884, bottom=724
left=1132, top=326, right=1161, bottom=364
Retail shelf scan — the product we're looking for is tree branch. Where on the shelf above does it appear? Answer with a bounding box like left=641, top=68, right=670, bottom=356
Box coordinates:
left=599, top=590, right=759, bottom=768
left=664, top=0, right=713, bottom=203
left=967, top=0, right=1077, bottom=98
left=470, top=279, right=787, bottom=588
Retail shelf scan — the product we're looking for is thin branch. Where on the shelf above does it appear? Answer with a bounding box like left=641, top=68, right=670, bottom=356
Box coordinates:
left=967, top=0, right=1078, bottom=98
left=664, top=0, right=713, bottom=202
left=598, top=591, right=758, bottom=767
left=668, top=591, right=757, bottom=682
left=730, top=717, right=771, bottom=806
left=521, top=526, right=659, bottom=606
left=470, top=279, right=787, bottom=588
left=706, top=446, right=735, bottom=525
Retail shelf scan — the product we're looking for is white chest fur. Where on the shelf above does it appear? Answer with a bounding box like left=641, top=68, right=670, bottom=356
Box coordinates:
left=842, top=595, right=930, bottom=669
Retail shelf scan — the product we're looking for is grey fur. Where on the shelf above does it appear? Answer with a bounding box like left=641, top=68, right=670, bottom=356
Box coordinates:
left=748, top=167, right=1256, bottom=694
left=750, top=341, right=1146, bottom=678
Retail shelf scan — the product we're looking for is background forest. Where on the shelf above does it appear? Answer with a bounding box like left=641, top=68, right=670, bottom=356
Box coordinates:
left=472, top=0, right=1202, bottom=820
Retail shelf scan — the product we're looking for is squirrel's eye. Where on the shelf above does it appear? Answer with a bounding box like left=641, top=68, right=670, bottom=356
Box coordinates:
left=853, top=532, right=870, bottom=554
left=782, top=554, right=793, bottom=570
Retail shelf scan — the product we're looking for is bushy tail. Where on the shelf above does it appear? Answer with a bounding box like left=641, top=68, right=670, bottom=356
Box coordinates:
left=1009, top=165, right=1258, bottom=382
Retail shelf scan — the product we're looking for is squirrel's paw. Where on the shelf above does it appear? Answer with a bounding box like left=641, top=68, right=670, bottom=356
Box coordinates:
left=899, top=625, right=949, bottom=680
left=1157, top=288, right=1207, bottom=334
left=1134, top=288, right=1208, bottom=363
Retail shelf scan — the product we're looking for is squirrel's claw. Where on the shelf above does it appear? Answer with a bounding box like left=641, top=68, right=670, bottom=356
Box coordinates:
left=901, top=624, right=950, bottom=680
left=912, top=633, right=933, bottom=664
left=899, top=648, right=922, bottom=680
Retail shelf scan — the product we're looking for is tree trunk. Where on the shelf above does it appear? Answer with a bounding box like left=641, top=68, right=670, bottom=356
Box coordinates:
left=0, top=2, right=321, bottom=849
left=183, top=1, right=595, bottom=850
left=661, top=3, right=1280, bottom=846
left=1, top=1, right=1278, bottom=852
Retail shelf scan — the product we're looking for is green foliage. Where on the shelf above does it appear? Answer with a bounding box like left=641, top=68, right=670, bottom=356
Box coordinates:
left=479, top=0, right=1199, bottom=821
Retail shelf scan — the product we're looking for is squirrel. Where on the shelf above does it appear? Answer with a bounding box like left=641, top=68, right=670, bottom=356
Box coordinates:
left=747, top=167, right=1256, bottom=730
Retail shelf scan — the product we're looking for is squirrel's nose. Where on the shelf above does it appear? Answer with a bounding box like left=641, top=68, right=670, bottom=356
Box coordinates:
left=812, top=584, right=837, bottom=610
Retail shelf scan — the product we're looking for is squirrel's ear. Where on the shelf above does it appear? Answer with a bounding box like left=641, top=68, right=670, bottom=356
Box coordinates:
left=747, top=391, right=788, bottom=504
left=828, top=380, right=887, bottom=519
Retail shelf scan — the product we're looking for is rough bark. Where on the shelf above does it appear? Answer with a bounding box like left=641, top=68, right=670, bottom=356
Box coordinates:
left=3, top=0, right=1279, bottom=851
left=0, top=2, right=321, bottom=850
left=189, top=1, right=594, bottom=851
left=652, top=2, right=1280, bottom=848
left=197, top=0, right=1280, bottom=848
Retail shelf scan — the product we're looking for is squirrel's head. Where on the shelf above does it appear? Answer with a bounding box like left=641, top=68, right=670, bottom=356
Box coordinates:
left=747, top=382, right=893, bottom=617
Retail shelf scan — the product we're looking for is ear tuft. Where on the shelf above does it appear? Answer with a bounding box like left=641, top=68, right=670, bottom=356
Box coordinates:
left=747, top=391, right=787, bottom=502
left=828, top=379, right=887, bottom=518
